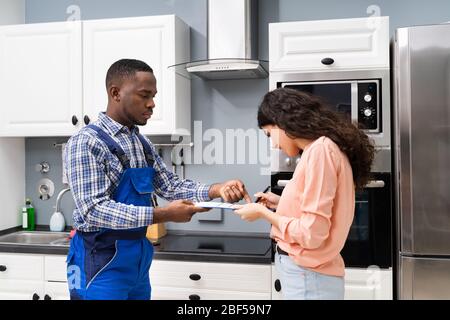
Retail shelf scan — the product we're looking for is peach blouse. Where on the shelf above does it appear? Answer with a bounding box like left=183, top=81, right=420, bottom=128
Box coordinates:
left=271, top=136, right=355, bottom=277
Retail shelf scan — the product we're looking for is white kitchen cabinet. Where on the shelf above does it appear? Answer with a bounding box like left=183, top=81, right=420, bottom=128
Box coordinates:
left=345, top=267, right=392, bottom=300
left=0, top=15, right=190, bottom=137
left=0, top=21, right=83, bottom=137
left=150, top=260, right=272, bottom=300
left=83, top=15, right=190, bottom=136
left=0, top=279, right=44, bottom=300
left=0, top=253, right=45, bottom=300
left=269, top=264, right=392, bottom=300
left=269, top=16, right=389, bottom=73
left=151, top=286, right=270, bottom=300
left=43, top=281, right=69, bottom=300
left=0, top=253, right=44, bottom=281
left=0, top=253, right=70, bottom=300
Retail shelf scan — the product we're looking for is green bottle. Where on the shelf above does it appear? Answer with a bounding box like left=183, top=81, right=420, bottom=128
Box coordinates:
left=25, top=199, right=35, bottom=231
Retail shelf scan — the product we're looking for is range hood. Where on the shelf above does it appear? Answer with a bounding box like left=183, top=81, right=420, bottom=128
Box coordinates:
left=185, top=0, right=268, bottom=80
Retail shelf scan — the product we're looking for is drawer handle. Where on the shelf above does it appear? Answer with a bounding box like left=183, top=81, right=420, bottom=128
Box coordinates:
left=189, top=294, right=200, bottom=300
left=0, top=265, right=6, bottom=272
left=189, top=274, right=201, bottom=281
left=83, top=115, right=91, bottom=125
left=274, top=279, right=282, bottom=292
left=32, top=293, right=40, bottom=300
left=321, top=57, right=335, bottom=65
left=44, top=294, right=52, bottom=300
left=71, top=115, right=78, bottom=126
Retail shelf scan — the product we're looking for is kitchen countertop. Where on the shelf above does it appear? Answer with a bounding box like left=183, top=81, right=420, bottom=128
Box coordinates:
left=0, top=227, right=273, bottom=264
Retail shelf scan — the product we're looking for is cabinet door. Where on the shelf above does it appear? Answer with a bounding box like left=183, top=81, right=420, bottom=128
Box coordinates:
left=0, top=21, right=82, bottom=136
left=150, top=260, right=271, bottom=293
left=269, top=17, right=389, bottom=72
left=44, top=281, right=69, bottom=300
left=151, top=286, right=271, bottom=300
left=44, top=255, right=67, bottom=282
left=82, top=15, right=180, bottom=134
left=0, top=253, right=44, bottom=281
left=344, top=268, right=392, bottom=300
left=0, top=279, right=43, bottom=300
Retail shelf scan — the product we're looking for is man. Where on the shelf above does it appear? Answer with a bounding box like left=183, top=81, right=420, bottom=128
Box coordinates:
left=64, top=58, right=251, bottom=300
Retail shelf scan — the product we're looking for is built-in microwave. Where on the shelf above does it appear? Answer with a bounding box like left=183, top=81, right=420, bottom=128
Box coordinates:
left=279, top=79, right=382, bottom=134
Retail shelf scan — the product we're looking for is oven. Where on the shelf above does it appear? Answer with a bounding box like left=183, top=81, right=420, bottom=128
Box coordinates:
left=271, top=171, right=392, bottom=269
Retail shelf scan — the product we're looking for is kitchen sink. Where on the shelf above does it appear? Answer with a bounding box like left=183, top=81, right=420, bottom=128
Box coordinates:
left=0, top=231, right=70, bottom=247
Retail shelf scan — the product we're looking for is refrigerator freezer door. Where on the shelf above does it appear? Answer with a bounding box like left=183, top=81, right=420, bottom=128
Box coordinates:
left=395, top=24, right=450, bottom=256
left=400, top=256, right=450, bottom=299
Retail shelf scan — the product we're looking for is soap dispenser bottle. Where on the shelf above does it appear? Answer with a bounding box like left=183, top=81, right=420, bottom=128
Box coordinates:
left=50, top=188, right=69, bottom=232
left=25, top=199, right=35, bottom=231
left=50, top=210, right=66, bottom=232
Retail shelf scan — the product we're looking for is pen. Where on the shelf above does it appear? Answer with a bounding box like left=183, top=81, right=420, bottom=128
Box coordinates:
left=255, top=186, right=271, bottom=203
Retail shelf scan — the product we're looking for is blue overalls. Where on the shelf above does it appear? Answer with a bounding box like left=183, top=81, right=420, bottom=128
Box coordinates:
left=66, top=125, right=156, bottom=300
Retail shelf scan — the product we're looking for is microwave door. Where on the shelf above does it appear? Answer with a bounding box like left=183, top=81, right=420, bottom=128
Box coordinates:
left=283, top=82, right=353, bottom=122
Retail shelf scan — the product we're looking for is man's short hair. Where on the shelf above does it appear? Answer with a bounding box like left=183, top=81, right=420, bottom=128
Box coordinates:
left=105, top=59, right=153, bottom=88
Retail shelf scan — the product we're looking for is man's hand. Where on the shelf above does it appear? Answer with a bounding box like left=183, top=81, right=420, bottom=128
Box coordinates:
left=153, top=200, right=209, bottom=223
left=209, top=180, right=252, bottom=203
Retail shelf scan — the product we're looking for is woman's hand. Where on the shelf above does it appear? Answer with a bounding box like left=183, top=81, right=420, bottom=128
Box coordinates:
left=233, top=203, right=272, bottom=222
left=254, top=191, right=280, bottom=210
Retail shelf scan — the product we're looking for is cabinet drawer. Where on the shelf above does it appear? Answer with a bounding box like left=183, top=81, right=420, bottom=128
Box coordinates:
left=44, top=281, right=70, bottom=300
left=152, top=286, right=271, bottom=300
left=44, top=255, right=67, bottom=282
left=0, top=279, right=44, bottom=300
left=0, top=253, right=44, bottom=281
left=150, top=260, right=271, bottom=293
left=269, top=16, right=389, bottom=72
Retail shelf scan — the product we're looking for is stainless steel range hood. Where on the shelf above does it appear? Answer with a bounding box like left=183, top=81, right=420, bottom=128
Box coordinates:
left=185, top=0, right=268, bottom=80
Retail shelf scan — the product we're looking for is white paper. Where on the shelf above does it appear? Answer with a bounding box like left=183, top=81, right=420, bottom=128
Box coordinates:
left=194, top=202, right=237, bottom=210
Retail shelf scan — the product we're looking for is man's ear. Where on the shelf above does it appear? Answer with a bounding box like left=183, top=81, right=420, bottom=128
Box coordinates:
left=109, top=85, right=121, bottom=102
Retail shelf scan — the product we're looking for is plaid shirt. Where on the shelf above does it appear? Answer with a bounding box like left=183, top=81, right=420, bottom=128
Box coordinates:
left=64, top=112, right=211, bottom=232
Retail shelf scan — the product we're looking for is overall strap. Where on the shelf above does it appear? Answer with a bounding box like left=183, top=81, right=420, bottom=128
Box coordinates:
left=86, top=124, right=131, bottom=169
left=136, top=134, right=155, bottom=167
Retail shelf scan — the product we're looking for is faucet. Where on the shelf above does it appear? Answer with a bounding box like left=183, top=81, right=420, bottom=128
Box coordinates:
left=55, top=188, right=71, bottom=212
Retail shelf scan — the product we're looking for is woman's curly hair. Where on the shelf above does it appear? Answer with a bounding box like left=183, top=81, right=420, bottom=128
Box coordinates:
left=258, top=88, right=375, bottom=190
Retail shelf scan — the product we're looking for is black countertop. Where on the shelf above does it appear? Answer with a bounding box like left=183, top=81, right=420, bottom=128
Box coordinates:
left=0, top=227, right=273, bottom=264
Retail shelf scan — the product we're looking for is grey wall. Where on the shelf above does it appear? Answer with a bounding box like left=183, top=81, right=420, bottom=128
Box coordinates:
left=24, top=0, right=450, bottom=233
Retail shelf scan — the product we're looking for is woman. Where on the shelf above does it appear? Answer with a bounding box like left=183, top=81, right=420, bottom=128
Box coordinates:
left=234, top=88, right=374, bottom=300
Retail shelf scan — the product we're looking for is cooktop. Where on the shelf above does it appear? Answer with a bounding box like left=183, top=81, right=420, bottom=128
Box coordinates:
left=155, top=233, right=272, bottom=256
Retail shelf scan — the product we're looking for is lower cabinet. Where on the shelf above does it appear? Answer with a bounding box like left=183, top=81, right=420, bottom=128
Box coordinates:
left=344, top=267, right=392, bottom=300
left=271, top=264, right=393, bottom=300
left=0, top=279, right=44, bottom=300
left=0, top=253, right=69, bottom=300
left=44, top=281, right=70, bottom=300
left=0, top=252, right=393, bottom=300
left=150, top=260, right=272, bottom=300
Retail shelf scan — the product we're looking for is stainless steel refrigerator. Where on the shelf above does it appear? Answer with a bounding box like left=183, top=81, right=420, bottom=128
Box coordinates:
left=393, top=23, right=450, bottom=299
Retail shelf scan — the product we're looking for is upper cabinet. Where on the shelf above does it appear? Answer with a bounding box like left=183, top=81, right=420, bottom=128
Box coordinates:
left=82, top=16, right=190, bottom=136
left=0, top=21, right=83, bottom=136
left=269, top=17, right=389, bottom=73
left=0, top=15, right=190, bottom=137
